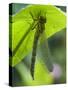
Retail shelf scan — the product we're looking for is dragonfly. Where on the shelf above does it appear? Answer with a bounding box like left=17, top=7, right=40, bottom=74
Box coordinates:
left=10, top=10, right=53, bottom=80
left=29, top=11, right=53, bottom=80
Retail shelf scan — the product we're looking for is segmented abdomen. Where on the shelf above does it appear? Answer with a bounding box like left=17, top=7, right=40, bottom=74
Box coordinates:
left=30, top=24, right=40, bottom=80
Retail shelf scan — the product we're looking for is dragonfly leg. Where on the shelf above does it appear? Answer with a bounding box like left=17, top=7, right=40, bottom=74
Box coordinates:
left=29, top=11, right=37, bottom=21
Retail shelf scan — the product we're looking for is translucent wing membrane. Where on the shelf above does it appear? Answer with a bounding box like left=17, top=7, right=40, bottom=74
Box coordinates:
left=39, top=31, right=53, bottom=72
left=9, top=20, right=36, bottom=66
left=12, top=21, right=37, bottom=56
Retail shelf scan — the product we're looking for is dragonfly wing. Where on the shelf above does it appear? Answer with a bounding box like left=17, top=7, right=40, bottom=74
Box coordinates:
left=39, top=31, right=53, bottom=72
left=13, top=21, right=37, bottom=56
left=9, top=17, right=36, bottom=67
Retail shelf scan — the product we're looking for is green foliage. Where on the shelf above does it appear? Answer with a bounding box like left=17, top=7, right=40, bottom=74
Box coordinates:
left=15, top=58, right=53, bottom=85
left=9, top=5, right=66, bottom=67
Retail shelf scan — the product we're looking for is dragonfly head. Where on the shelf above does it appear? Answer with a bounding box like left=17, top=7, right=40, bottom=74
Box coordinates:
left=39, top=16, right=46, bottom=24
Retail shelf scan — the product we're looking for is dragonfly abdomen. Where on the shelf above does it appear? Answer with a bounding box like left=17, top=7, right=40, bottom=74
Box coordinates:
left=31, top=26, right=40, bottom=80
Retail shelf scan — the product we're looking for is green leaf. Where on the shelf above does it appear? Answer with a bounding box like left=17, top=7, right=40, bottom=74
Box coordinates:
left=15, top=58, right=53, bottom=85
left=9, top=4, right=66, bottom=67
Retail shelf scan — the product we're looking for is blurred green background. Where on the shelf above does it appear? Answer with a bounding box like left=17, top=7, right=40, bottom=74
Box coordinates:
left=9, top=4, right=66, bottom=86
